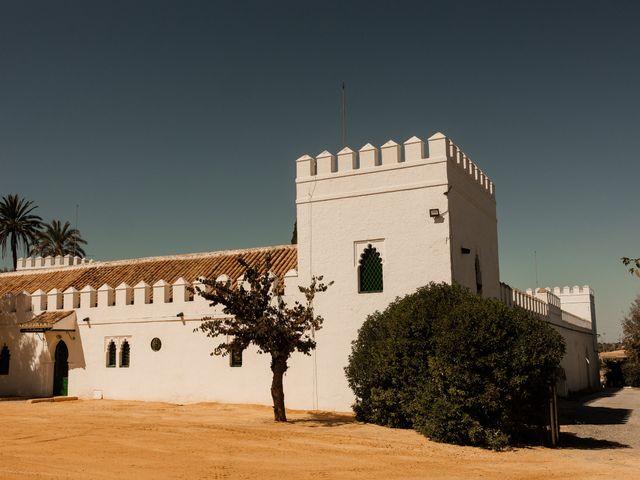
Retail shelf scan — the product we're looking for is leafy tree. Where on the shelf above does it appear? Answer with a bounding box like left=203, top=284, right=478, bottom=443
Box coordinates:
left=621, top=257, right=640, bottom=277
left=194, top=255, right=331, bottom=421
left=346, top=283, right=565, bottom=450
left=622, top=294, right=640, bottom=386
left=0, top=194, right=43, bottom=270
left=30, top=219, right=87, bottom=258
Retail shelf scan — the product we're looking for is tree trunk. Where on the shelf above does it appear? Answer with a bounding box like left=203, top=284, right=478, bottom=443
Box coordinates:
left=270, top=354, right=288, bottom=422
left=11, top=236, right=17, bottom=271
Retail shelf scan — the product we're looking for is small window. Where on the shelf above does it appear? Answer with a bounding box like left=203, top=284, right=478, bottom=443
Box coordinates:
left=120, top=340, right=130, bottom=368
left=106, top=341, right=116, bottom=368
left=230, top=345, right=243, bottom=367
left=475, top=254, right=483, bottom=296
left=358, top=244, right=383, bottom=293
left=150, top=337, right=162, bottom=351
left=0, top=345, right=10, bottom=375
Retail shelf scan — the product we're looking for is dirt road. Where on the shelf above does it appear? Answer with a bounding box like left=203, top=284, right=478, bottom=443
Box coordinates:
left=1, top=391, right=638, bottom=479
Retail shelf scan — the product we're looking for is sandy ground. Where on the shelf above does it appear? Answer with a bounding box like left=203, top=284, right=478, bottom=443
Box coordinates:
left=1, top=391, right=638, bottom=480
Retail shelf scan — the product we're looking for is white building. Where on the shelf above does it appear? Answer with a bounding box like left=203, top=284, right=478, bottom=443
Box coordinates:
left=0, top=132, right=599, bottom=410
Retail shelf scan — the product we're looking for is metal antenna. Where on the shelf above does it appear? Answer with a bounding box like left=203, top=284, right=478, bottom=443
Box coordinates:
left=341, top=81, right=347, bottom=147
left=74, top=204, right=79, bottom=257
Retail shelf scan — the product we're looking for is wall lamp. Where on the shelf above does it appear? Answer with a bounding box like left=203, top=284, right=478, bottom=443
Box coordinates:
left=82, top=317, right=90, bottom=322
left=176, top=312, right=184, bottom=318
left=429, top=209, right=440, bottom=218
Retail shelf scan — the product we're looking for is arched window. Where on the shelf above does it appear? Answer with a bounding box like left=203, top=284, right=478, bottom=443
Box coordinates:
left=358, top=244, right=383, bottom=293
left=0, top=345, right=10, bottom=375
left=120, top=340, right=130, bottom=368
left=106, top=341, right=116, bottom=368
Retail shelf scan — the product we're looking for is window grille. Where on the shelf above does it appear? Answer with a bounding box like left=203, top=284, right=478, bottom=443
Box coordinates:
left=0, top=345, right=10, bottom=375
left=120, top=340, right=130, bottom=368
left=106, top=341, right=116, bottom=368
left=358, top=245, right=383, bottom=293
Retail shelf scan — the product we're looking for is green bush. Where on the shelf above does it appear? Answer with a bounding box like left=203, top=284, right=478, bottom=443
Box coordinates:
left=345, top=283, right=565, bottom=450
left=622, top=361, right=640, bottom=387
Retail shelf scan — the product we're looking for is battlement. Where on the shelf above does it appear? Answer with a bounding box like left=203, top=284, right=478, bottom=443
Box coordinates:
left=1, top=268, right=300, bottom=315
left=296, top=132, right=495, bottom=198
left=550, top=285, right=593, bottom=296
left=16, top=255, right=92, bottom=271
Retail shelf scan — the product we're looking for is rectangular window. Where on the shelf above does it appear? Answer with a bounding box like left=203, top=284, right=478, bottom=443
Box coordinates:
left=0, top=345, right=10, bottom=375
left=230, top=346, right=243, bottom=367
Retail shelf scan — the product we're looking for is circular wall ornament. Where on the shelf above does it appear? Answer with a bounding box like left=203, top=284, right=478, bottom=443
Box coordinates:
left=150, top=338, right=162, bottom=352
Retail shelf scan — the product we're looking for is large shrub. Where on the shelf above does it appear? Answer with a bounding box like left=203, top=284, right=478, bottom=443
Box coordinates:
left=622, top=361, right=640, bottom=387
left=345, top=283, right=565, bottom=449
left=345, top=283, right=467, bottom=427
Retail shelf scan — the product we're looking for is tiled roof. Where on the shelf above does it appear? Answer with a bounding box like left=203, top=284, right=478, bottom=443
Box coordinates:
left=19, top=311, right=74, bottom=331
left=0, top=245, right=297, bottom=296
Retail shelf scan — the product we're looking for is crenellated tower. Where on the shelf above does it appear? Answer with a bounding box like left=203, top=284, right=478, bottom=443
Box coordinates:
left=294, top=131, right=500, bottom=409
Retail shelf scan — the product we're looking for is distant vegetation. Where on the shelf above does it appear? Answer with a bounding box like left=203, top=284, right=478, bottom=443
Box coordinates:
left=0, top=194, right=87, bottom=270
left=622, top=294, right=640, bottom=387
left=345, top=283, right=565, bottom=450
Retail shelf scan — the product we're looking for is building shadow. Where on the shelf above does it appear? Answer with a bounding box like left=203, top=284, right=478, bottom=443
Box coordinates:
left=559, top=389, right=632, bottom=426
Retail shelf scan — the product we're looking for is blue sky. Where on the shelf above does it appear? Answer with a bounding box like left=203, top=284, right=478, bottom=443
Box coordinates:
left=1, top=0, right=638, bottom=340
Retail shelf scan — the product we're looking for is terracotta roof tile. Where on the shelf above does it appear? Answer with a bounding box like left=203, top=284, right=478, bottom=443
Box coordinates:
left=19, top=311, right=74, bottom=330
left=0, top=245, right=297, bottom=297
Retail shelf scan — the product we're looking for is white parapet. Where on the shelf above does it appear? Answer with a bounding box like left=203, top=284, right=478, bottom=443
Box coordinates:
left=172, top=277, right=190, bottom=303
left=316, top=150, right=336, bottom=175
left=337, top=147, right=357, bottom=171
left=63, top=287, right=80, bottom=310
left=31, top=289, right=47, bottom=312
left=47, top=288, right=63, bottom=310
left=153, top=279, right=172, bottom=304
left=115, top=283, right=133, bottom=306
left=133, top=281, right=152, bottom=305
left=358, top=143, right=379, bottom=169
left=98, top=284, right=115, bottom=307
left=380, top=140, right=401, bottom=165
left=80, top=285, right=97, bottom=308
left=403, top=136, right=425, bottom=162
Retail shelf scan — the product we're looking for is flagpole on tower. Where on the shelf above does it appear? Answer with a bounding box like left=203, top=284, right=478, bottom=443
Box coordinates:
left=341, top=82, right=347, bottom=147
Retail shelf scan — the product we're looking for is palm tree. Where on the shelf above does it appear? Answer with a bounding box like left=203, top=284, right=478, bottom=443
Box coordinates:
left=0, top=194, right=43, bottom=270
left=31, top=220, right=87, bottom=258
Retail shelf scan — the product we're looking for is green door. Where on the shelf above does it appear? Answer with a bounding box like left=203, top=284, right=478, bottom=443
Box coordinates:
left=53, top=340, right=69, bottom=396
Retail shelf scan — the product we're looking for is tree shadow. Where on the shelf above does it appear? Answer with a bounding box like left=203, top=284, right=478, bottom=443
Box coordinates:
left=288, top=411, right=357, bottom=427
left=558, top=432, right=630, bottom=450
left=559, top=389, right=632, bottom=426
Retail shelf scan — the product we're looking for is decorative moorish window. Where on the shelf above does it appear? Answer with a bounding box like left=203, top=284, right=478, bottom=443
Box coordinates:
left=0, top=345, right=10, bottom=375
left=230, top=345, right=243, bottom=367
left=358, top=244, right=383, bottom=293
left=120, top=340, right=130, bottom=368
left=106, top=341, right=117, bottom=368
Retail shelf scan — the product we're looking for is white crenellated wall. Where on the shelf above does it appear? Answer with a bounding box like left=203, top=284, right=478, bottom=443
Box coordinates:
left=16, top=255, right=92, bottom=271
left=502, top=283, right=599, bottom=395
left=0, top=272, right=308, bottom=405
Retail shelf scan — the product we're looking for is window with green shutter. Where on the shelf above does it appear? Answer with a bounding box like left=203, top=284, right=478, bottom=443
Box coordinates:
left=120, top=340, right=130, bottom=368
left=358, top=245, right=383, bottom=293
left=106, top=341, right=116, bottom=368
